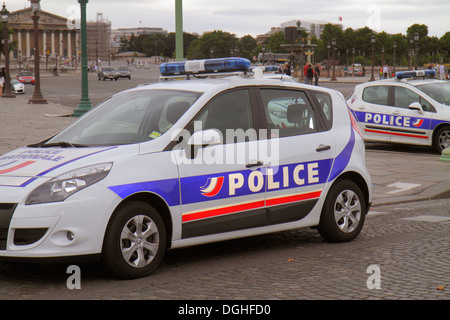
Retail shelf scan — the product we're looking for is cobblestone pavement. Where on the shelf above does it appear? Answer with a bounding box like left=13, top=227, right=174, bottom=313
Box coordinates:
left=0, top=198, right=448, bottom=300
left=0, top=76, right=448, bottom=302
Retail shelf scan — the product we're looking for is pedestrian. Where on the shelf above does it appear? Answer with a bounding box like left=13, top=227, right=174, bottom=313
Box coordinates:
left=284, top=63, right=291, bottom=76
left=304, top=63, right=309, bottom=84
left=314, top=63, right=320, bottom=86
left=306, top=64, right=314, bottom=85
left=439, top=63, right=445, bottom=80
left=383, top=65, right=388, bottom=79
left=0, top=69, right=4, bottom=97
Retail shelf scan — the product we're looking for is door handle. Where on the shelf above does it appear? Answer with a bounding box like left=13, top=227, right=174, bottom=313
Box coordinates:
left=246, top=161, right=264, bottom=168
left=316, top=144, right=331, bottom=152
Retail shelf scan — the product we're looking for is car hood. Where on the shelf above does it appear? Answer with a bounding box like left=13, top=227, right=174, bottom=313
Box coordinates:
left=0, top=145, right=136, bottom=188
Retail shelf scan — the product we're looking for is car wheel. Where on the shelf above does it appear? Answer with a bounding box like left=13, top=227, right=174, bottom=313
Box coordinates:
left=435, top=126, right=450, bottom=153
left=102, top=201, right=166, bottom=279
left=318, top=179, right=366, bottom=243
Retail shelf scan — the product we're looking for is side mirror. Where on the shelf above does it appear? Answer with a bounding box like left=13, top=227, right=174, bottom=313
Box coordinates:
left=408, top=102, right=424, bottom=114
left=188, top=129, right=222, bottom=147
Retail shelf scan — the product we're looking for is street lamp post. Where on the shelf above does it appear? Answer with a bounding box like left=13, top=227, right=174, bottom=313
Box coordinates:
left=28, top=0, right=47, bottom=104
left=393, top=42, right=397, bottom=75
left=1, top=3, right=15, bottom=98
left=414, top=32, right=419, bottom=70
left=370, top=35, right=376, bottom=81
left=330, top=38, right=337, bottom=81
left=72, top=0, right=92, bottom=117
left=352, top=48, right=355, bottom=77
left=327, top=43, right=330, bottom=77
left=409, top=37, right=413, bottom=70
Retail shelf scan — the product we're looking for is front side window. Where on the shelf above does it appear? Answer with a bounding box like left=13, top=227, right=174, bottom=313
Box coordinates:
left=194, top=89, right=253, bottom=143
left=38, top=89, right=202, bottom=146
left=362, top=85, right=389, bottom=105
left=260, top=89, right=317, bottom=137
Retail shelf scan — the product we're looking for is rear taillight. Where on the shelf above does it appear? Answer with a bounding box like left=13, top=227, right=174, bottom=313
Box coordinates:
left=347, top=107, right=363, bottom=138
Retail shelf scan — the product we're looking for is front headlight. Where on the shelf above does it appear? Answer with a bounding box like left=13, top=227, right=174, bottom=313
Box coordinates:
left=25, top=162, right=113, bottom=205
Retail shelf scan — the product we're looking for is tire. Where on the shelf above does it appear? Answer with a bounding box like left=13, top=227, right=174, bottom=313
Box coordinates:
left=435, top=126, right=450, bottom=153
left=102, top=201, right=166, bottom=279
left=318, top=179, right=366, bottom=243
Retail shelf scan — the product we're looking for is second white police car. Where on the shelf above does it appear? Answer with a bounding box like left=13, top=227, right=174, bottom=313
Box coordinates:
left=0, top=58, right=372, bottom=279
left=348, top=69, right=450, bottom=152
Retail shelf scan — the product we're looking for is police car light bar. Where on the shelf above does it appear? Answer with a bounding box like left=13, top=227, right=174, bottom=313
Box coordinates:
left=395, top=69, right=436, bottom=80
left=159, top=57, right=251, bottom=77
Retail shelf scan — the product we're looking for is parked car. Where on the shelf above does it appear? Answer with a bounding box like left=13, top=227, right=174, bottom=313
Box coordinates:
left=10, top=79, right=25, bottom=94
left=116, top=66, right=131, bottom=79
left=0, top=58, right=372, bottom=279
left=348, top=70, right=450, bottom=152
left=98, top=67, right=118, bottom=81
left=17, top=71, right=35, bottom=85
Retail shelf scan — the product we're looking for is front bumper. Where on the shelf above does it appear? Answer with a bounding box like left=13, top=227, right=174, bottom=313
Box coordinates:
left=0, top=184, right=121, bottom=260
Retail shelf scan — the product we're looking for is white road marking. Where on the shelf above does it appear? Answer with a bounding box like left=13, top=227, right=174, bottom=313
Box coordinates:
left=386, top=182, right=421, bottom=194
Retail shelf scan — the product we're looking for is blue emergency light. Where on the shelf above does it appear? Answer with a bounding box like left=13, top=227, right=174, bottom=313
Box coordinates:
left=395, top=69, right=436, bottom=80
left=159, top=57, right=251, bottom=76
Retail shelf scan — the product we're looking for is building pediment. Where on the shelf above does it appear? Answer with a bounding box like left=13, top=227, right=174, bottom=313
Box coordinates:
left=9, top=7, right=69, bottom=29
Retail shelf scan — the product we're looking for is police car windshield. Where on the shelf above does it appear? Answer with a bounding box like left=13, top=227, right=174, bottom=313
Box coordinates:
left=43, top=89, right=202, bottom=146
left=416, top=82, right=450, bottom=106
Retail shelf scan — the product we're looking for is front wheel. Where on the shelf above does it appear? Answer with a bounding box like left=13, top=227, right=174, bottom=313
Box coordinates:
left=102, top=201, right=166, bottom=279
left=318, top=179, right=366, bottom=243
left=435, top=126, right=450, bottom=153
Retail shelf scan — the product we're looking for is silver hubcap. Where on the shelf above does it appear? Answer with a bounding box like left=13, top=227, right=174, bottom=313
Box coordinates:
left=120, top=215, right=160, bottom=268
left=334, top=190, right=362, bottom=233
left=438, top=130, right=450, bottom=150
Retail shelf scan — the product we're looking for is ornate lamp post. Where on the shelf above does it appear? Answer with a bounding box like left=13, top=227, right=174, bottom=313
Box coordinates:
left=414, top=32, right=419, bottom=70
left=72, top=0, right=92, bottom=117
left=370, top=35, right=376, bottom=81
left=1, top=3, right=15, bottom=98
left=327, top=43, right=330, bottom=77
left=330, top=38, right=337, bottom=81
left=393, top=42, right=397, bottom=75
left=28, top=0, right=47, bottom=104
left=352, top=48, right=355, bottom=77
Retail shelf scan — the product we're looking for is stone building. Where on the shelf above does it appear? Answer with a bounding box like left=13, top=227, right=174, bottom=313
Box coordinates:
left=9, top=7, right=79, bottom=66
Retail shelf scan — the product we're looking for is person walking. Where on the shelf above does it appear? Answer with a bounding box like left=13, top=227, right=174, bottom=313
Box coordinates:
left=0, top=70, right=5, bottom=97
left=314, top=63, right=320, bottom=86
left=304, top=63, right=309, bottom=84
left=439, top=64, right=445, bottom=80
left=306, top=64, right=314, bottom=85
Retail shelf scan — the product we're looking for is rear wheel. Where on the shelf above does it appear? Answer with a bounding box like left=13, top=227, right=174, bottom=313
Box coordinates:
left=102, top=201, right=166, bottom=279
left=435, top=126, right=450, bottom=153
left=318, top=179, right=366, bottom=242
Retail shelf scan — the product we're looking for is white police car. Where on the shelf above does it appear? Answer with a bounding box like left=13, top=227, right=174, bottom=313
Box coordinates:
left=348, top=70, right=450, bottom=152
left=0, top=58, right=372, bottom=279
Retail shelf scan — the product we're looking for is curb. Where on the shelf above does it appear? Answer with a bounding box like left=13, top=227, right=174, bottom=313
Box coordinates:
left=372, top=179, right=450, bottom=207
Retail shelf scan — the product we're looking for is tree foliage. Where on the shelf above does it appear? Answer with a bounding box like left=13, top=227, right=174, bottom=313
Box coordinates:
left=119, top=23, right=448, bottom=66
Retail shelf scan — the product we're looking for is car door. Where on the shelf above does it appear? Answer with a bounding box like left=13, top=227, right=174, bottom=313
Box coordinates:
left=175, top=88, right=272, bottom=239
left=353, top=85, right=392, bottom=142
left=256, top=87, right=335, bottom=224
left=389, top=85, right=435, bottom=145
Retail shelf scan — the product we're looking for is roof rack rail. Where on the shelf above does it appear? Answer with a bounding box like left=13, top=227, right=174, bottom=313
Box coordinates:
left=395, top=69, right=436, bottom=80
left=159, top=57, right=251, bottom=81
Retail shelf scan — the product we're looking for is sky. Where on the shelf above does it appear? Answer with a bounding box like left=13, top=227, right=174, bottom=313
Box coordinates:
left=8, top=0, right=450, bottom=38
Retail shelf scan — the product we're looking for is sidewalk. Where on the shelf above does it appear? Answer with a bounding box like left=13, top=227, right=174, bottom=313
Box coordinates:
left=0, top=95, right=449, bottom=207
left=0, top=96, right=75, bottom=155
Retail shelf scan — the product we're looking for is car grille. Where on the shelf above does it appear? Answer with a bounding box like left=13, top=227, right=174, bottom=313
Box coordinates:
left=13, top=228, right=48, bottom=246
left=0, top=203, right=17, bottom=250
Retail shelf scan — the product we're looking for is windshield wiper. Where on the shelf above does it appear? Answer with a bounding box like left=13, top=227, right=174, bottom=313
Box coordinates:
left=39, top=142, right=89, bottom=148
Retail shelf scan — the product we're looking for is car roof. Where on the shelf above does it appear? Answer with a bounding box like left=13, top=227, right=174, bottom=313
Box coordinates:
left=355, top=78, right=448, bottom=89
left=133, top=77, right=339, bottom=97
